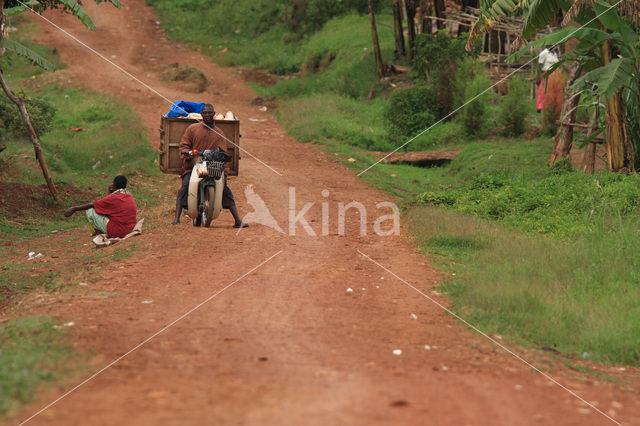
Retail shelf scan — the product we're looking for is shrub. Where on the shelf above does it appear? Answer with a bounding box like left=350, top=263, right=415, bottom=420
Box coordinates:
left=384, top=85, right=445, bottom=146
left=499, top=77, right=529, bottom=136
left=412, top=30, right=479, bottom=113
left=459, top=71, right=491, bottom=137
left=0, top=95, right=56, bottom=142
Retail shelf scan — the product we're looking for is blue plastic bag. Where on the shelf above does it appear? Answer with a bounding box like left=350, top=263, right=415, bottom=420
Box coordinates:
left=166, top=100, right=205, bottom=118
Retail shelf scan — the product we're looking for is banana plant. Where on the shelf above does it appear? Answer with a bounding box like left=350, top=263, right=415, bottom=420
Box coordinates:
left=472, top=0, right=639, bottom=171
left=0, top=0, right=122, bottom=199
left=508, top=0, right=640, bottom=171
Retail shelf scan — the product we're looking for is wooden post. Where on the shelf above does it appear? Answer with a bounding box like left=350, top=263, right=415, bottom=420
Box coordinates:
left=368, top=0, right=385, bottom=79
left=582, top=108, right=599, bottom=174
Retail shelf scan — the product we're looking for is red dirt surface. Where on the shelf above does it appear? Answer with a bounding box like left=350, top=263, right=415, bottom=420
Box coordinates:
left=4, top=1, right=639, bottom=424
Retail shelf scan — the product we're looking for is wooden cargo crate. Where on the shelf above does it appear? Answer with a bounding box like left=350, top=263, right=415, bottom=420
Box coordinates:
left=158, top=116, right=240, bottom=176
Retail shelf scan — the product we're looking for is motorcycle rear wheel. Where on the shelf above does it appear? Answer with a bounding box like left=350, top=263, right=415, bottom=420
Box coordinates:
left=201, top=186, right=216, bottom=227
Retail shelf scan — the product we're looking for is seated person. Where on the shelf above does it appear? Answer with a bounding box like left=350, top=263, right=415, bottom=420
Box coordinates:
left=65, top=175, right=137, bottom=238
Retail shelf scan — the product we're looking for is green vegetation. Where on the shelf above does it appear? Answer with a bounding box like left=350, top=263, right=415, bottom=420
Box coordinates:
left=277, top=94, right=391, bottom=151
left=407, top=206, right=640, bottom=365
left=0, top=316, right=76, bottom=415
left=498, top=77, right=530, bottom=137
left=383, top=85, right=444, bottom=146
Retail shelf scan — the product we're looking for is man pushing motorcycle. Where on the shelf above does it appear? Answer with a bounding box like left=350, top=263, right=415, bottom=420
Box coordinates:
left=173, top=103, right=248, bottom=228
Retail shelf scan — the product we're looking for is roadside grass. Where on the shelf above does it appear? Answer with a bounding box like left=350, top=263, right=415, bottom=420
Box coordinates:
left=405, top=206, right=640, bottom=366
left=0, top=316, right=77, bottom=417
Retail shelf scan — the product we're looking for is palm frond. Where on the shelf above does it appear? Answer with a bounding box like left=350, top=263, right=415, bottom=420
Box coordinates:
left=573, top=57, right=636, bottom=98
left=1, top=38, right=56, bottom=71
left=55, top=0, right=97, bottom=30
left=95, top=0, right=124, bottom=8
left=466, top=0, right=530, bottom=51
left=522, top=0, right=570, bottom=39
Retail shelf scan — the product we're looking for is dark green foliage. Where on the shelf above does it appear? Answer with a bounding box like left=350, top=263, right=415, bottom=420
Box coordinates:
left=412, top=30, right=479, bottom=112
left=499, top=77, right=529, bottom=136
left=0, top=95, right=56, bottom=142
left=383, top=85, right=445, bottom=146
left=415, top=142, right=640, bottom=238
left=460, top=71, right=491, bottom=137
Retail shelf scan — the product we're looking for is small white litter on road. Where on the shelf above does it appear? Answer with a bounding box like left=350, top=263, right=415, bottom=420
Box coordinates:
left=345, top=288, right=353, bottom=294
left=392, top=349, right=402, bottom=356
left=141, top=300, right=153, bottom=304
left=410, top=313, right=418, bottom=320
left=424, top=345, right=431, bottom=351
left=54, top=322, right=75, bottom=329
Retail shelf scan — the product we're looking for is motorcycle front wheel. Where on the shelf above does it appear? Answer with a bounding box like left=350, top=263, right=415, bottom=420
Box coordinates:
left=201, top=186, right=216, bottom=227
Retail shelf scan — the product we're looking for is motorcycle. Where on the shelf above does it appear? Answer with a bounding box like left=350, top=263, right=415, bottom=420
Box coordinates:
left=182, top=148, right=232, bottom=227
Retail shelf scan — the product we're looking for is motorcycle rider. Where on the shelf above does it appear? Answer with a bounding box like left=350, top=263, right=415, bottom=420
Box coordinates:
left=173, top=103, right=248, bottom=228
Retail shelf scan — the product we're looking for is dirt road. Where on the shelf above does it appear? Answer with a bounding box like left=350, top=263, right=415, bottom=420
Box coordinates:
left=11, top=1, right=640, bottom=424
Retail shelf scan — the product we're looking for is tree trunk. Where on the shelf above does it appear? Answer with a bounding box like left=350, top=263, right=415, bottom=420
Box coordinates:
left=420, top=0, right=433, bottom=35
left=0, top=70, right=58, bottom=200
left=602, top=40, right=634, bottom=172
left=392, top=0, right=406, bottom=59
left=434, top=0, right=445, bottom=30
left=549, top=66, right=581, bottom=165
left=368, top=0, right=384, bottom=79
left=404, top=0, right=417, bottom=60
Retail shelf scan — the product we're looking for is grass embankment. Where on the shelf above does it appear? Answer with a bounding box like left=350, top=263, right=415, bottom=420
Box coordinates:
left=0, top=21, right=161, bottom=417
left=149, top=2, right=640, bottom=366
left=0, top=317, right=76, bottom=417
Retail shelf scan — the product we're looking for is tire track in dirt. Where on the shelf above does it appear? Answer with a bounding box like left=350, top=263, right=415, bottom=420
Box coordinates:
left=10, top=1, right=640, bottom=424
